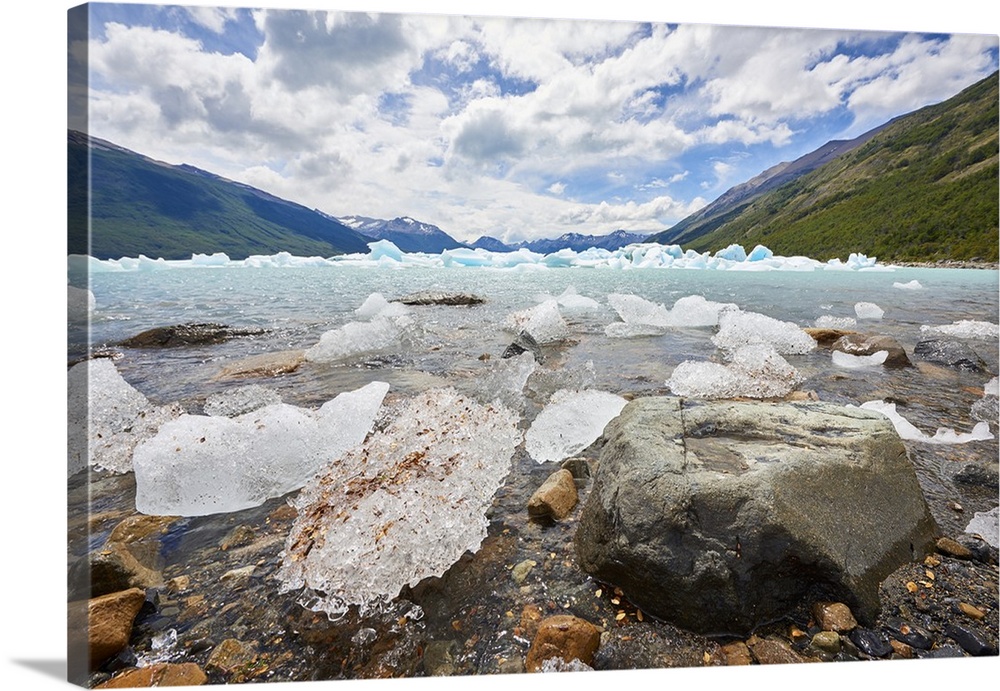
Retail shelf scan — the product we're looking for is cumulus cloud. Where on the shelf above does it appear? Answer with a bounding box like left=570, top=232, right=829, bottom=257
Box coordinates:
left=183, top=6, right=239, bottom=34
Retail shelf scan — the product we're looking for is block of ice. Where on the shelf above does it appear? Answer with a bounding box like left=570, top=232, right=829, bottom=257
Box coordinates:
left=668, top=344, right=804, bottom=400
left=305, top=294, right=415, bottom=363
left=133, top=381, right=390, bottom=516
left=367, top=240, right=404, bottom=262
left=607, top=294, right=671, bottom=330
left=203, top=385, right=282, bottom=417
left=747, top=245, right=773, bottom=262
left=714, top=244, right=748, bottom=262
left=68, top=358, right=183, bottom=476
left=920, top=320, right=999, bottom=341
left=551, top=286, right=601, bottom=311
left=277, top=388, right=521, bottom=619
left=473, top=351, right=537, bottom=410
left=667, top=295, right=739, bottom=327
left=858, top=400, right=995, bottom=445
left=712, top=310, right=816, bottom=354
left=893, top=280, right=923, bottom=290
left=526, top=389, right=628, bottom=464
left=832, top=350, right=888, bottom=369
left=355, top=292, right=410, bottom=320
left=854, top=302, right=884, bottom=320
left=504, top=299, right=569, bottom=343
left=814, top=315, right=857, bottom=329
left=965, top=507, right=999, bottom=548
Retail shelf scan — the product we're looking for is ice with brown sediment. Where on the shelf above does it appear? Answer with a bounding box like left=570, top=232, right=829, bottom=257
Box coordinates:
left=277, top=387, right=521, bottom=620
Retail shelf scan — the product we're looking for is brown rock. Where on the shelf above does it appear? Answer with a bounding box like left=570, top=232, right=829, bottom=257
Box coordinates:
left=220, top=525, right=255, bottom=551
left=959, top=602, right=986, bottom=620
left=525, top=615, right=602, bottom=672
left=719, top=641, right=752, bottom=665
left=889, top=639, right=913, bottom=659
left=98, top=515, right=180, bottom=592
left=527, top=469, right=578, bottom=520
left=810, top=631, right=841, bottom=654
left=214, top=350, right=305, bottom=380
left=936, top=536, right=972, bottom=559
left=121, top=323, right=266, bottom=348
left=519, top=604, right=544, bottom=639
left=812, top=601, right=857, bottom=632
left=831, top=333, right=912, bottom=368
left=96, top=663, right=207, bottom=687
left=804, top=328, right=859, bottom=348
left=83, top=588, right=146, bottom=668
left=206, top=638, right=257, bottom=675
left=748, top=637, right=808, bottom=665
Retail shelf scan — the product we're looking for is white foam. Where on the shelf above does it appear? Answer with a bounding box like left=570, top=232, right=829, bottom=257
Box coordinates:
left=858, top=400, right=995, bottom=445
left=854, top=302, right=885, bottom=320
left=133, top=381, right=390, bottom=516
left=832, top=350, right=888, bottom=369
left=920, top=320, right=999, bottom=340
left=525, top=389, right=629, bottom=463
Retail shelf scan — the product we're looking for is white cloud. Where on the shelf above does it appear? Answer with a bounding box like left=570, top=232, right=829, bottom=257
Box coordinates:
left=183, top=6, right=239, bottom=34
left=548, top=181, right=566, bottom=195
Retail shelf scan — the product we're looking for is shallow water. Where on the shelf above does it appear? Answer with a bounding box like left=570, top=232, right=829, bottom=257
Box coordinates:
left=71, top=261, right=999, bottom=682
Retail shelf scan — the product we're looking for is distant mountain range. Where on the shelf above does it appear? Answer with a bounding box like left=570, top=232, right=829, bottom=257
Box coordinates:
left=333, top=214, right=465, bottom=253
left=69, top=70, right=998, bottom=263
left=650, top=70, right=998, bottom=262
left=471, top=229, right=653, bottom=253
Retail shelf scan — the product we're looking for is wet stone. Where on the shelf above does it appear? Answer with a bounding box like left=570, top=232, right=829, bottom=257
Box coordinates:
left=889, top=640, right=913, bottom=658
left=95, top=662, right=207, bottom=687
left=946, top=624, right=999, bottom=656
left=919, top=645, right=967, bottom=659
left=812, top=601, right=857, bottom=632
left=422, top=640, right=459, bottom=676
left=958, top=602, right=986, bottom=620
left=527, top=469, right=578, bottom=521
left=913, top=338, right=990, bottom=372
left=719, top=641, right=752, bottom=665
left=809, top=631, right=841, bottom=655
left=120, top=323, right=267, bottom=348
left=525, top=615, right=602, bottom=672
left=953, top=462, right=1000, bottom=487
left=512, top=560, right=537, bottom=585
left=747, top=637, right=807, bottom=664
left=885, top=618, right=934, bottom=650
left=937, top=537, right=973, bottom=559
left=849, top=628, right=893, bottom=658
left=205, top=638, right=257, bottom=675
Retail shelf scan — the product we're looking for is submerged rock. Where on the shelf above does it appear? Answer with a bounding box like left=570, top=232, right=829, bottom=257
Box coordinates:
left=831, top=333, right=912, bottom=368
left=575, top=398, right=938, bottom=635
left=95, top=662, right=207, bottom=687
left=213, top=350, right=305, bottom=380
left=525, top=615, right=602, bottom=672
left=527, top=469, right=578, bottom=520
left=120, top=323, right=266, bottom=348
left=501, top=330, right=543, bottom=362
left=395, top=291, right=485, bottom=306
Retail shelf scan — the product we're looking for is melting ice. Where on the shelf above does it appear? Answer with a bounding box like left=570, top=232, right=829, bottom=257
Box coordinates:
left=525, top=389, right=629, bottom=463
left=858, top=400, right=994, bottom=445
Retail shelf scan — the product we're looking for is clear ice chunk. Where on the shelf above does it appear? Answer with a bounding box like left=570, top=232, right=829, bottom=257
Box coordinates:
left=965, top=507, right=999, bottom=548
left=525, top=389, right=629, bottom=463
left=133, top=381, right=390, bottom=516
left=893, top=280, right=923, bottom=290
left=668, top=344, right=804, bottom=399
left=814, top=315, right=857, bottom=329
left=712, top=310, right=816, bottom=354
left=68, top=358, right=182, bottom=476
left=277, top=388, right=521, bottom=617
left=305, top=295, right=415, bottom=363
left=473, top=351, right=538, bottom=410
left=920, top=320, right=999, bottom=340
left=831, top=350, right=888, bottom=369
left=858, top=400, right=995, bottom=445
left=605, top=294, right=736, bottom=337
left=854, top=302, right=885, bottom=320
left=504, top=299, right=570, bottom=343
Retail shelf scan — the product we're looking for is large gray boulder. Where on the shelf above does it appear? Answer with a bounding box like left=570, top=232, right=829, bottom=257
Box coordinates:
left=575, top=398, right=938, bottom=636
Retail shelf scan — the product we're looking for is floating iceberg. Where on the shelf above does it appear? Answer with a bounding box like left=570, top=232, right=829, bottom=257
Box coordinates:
left=525, top=389, right=629, bottom=463
left=832, top=350, right=889, bottom=369
left=814, top=315, right=857, bottom=329
left=712, top=310, right=816, bottom=355
left=81, top=241, right=895, bottom=273
left=668, top=344, right=805, bottom=400
left=854, top=302, right=885, bottom=320
left=133, top=381, right=390, bottom=516
left=920, top=320, right=999, bottom=341
left=277, top=388, right=521, bottom=619
left=893, top=280, right=923, bottom=290
left=306, top=294, right=415, bottom=363
left=858, top=400, right=994, bottom=445
left=504, top=299, right=570, bottom=343
left=68, top=358, right=182, bottom=476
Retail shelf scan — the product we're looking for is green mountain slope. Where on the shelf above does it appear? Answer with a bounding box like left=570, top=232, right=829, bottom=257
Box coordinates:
left=68, top=131, right=372, bottom=260
left=650, top=71, right=999, bottom=263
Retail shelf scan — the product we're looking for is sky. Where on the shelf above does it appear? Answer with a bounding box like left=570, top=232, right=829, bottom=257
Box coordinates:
left=69, top=2, right=999, bottom=244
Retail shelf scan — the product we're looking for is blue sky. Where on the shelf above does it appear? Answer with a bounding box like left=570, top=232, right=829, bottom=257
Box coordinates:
left=71, top=2, right=999, bottom=243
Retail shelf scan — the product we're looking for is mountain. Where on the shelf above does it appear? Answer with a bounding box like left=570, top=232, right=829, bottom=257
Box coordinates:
left=650, top=71, right=999, bottom=262
left=335, top=215, right=465, bottom=253
left=68, top=130, right=372, bottom=260
left=472, top=229, right=652, bottom=253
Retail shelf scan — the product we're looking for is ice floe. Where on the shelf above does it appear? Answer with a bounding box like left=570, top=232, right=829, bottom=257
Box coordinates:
left=920, top=320, right=999, bottom=340
left=605, top=293, right=737, bottom=337
left=504, top=299, right=570, bottom=343
left=133, top=381, right=390, bottom=516
left=858, top=400, right=994, bottom=445
left=306, top=294, right=416, bottom=363
left=893, top=280, right=924, bottom=290
left=277, top=388, right=521, bottom=619
left=525, top=389, right=629, bottom=463
left=712, top=310, right=816, bottom=355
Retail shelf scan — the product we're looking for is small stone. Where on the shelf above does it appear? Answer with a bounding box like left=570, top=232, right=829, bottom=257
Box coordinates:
left=920, top=645, right=966, bottom=658
left=889, top=640, right=913, bottom=658
left=958, top=602, right=986, bottom=620
left=167, top=576, right=191, bottom=592
left=527, top=469, right=578, bottom=520
left=719, top=641, right=752, bottom=665
left=95, top=662, right=207, bottom=687
left=214, top=350, right=305, bottom=380
left=525, top=615, right=602, bottom=672
left=936, top=537, right=973, bottom=559
left=849, top=628, right=893, bottom=658
left=810, top=631, right=841, bottom=654
left=206, top=639, right=257, bottom=675
left=747, top=637, right=806, bottom=664
left=560, top=457, right=592, bottom=480
left=812, top=602, right=857, bottom=632
left=520, top=604, right=544, bottom=639
left=512, top=560, right=537, bottom=585
left=886, top=619, right=934, bottom=650
left=220, top=565, right=256, bottom=582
